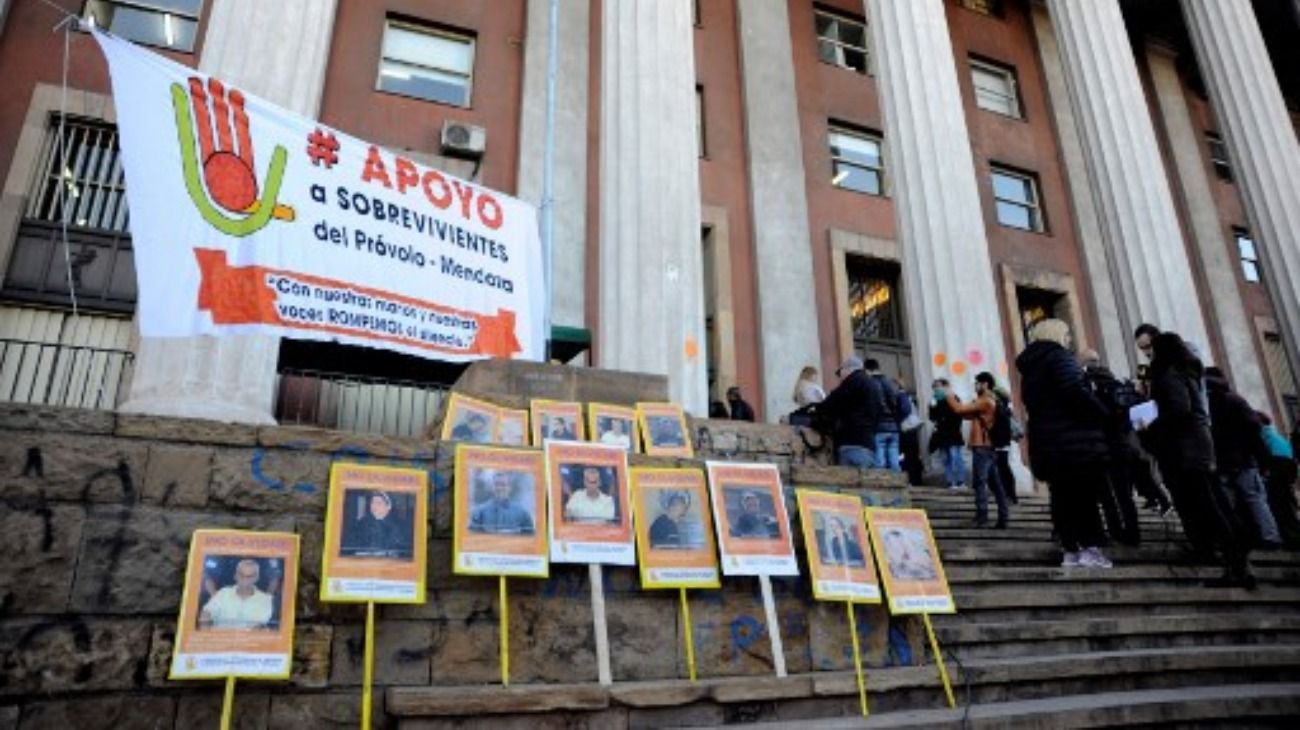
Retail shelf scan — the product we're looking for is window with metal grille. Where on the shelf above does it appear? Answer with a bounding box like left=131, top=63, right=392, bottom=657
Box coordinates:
left=830, top=126, right=885, bottom=196
left=1207, top=132, right=1233, bottom=181
left=82, top=0, right=203, bottom=52
left=971, top=58, right=1021, bottom=118
left=377, top=18, right=476, bottom=107
left=4, top=115, right=136, bottom=313
left=847, top=256, right=904, bottom=345
left=991, top=165, right=1045, bottom=232
left=815, top=7, right=869, bottom=75
left=1234, top=227, right=1260, bottom=283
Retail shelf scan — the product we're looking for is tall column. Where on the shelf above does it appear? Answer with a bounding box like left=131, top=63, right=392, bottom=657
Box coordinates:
left=597, top=0, right=707, bottom=413
left=736, top=1, right=821, bottom=422
left=1182, top=0, right=1300, bottom=405
left=864, top=0, right=1007, bottom=396
left=1045, top=0, right=1210, bottom=352
left=517, top=0, right=589, bottom=331
left=120, top=0, right=339, bottom=423
left=1029, top=6, right=1132, bottom=375
left=1145, top=43, right=1270, bottom=410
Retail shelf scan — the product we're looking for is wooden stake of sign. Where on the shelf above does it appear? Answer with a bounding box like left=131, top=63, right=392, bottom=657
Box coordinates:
left=680, top=588, right=697, bottom=682
left=845, top=603, right=868, bottom=717
left=362, top=602, right=376, bottom=730
left=500, top=577, right=510, bottom=686
left=590, top=564, right=613, bottom=685
left=220, top=676, right=236, bottom=730
left=757, top=575, right=786, bottom=677
left=922, top=613, right=956, bottom=708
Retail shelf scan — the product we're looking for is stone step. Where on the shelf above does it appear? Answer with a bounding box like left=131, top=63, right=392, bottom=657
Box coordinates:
left=943, top=563, right=1300, bottom=586
left=933, top=542, right=1300, bottom=566
left=930, top=527, right=1186, bottom=543
left=735, top=683, right=1300, bottom=729
left=951, top=584, right=1300, bottom=612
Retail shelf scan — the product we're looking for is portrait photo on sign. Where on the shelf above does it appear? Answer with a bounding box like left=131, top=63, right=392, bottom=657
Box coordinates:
left=723, top=486, right=781, bottom=540
left=637, top=402, right=693, bottom=457
left=339, top=489, right=415, bottom=560
left=705, top=461, right=798, bottom=576
left=441, top=393, right=500, bottom=443
left=171, top=529, right=299, bottom=680
left=497, top=408, right=529, bottom=446
left=546, top=440, right=634, bottom=565
left=196, top=554, right=286, bottom=631
left=864, top=507, right=954, bottom=614
left=796, top=489, right=881, bottom=603
left=631, top=468, right=720, bottom=589
left=879, top=526, right=938, bottom=581
left=454, top=445, right=549, bottom=578
left=531, top=399, right=584, bottom=445
left=588, top=403, right=638, bottom=453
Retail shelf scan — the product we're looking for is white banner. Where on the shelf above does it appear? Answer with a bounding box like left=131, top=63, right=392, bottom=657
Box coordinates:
left=94, top=31, right=544, bottom=361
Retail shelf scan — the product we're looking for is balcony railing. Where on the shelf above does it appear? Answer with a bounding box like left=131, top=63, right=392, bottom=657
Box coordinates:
left=275, top=368, right=451, bottom=439
left=0, top=338, right=133, bottom=410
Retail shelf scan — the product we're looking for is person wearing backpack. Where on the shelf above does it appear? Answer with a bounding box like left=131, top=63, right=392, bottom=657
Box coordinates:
left=865, top=358, right=903, bottom=471
left=942, top=372, right=1010, bottom=528
left=1080, top=349, right=1142, bottom=546
left=992, top=385, right=1021, bottom=506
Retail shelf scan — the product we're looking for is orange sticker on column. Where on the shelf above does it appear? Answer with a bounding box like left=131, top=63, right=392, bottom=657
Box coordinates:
left=684, top=338, right=700, bottom=361
left=951, top=361, right=967, bottom=376
left=932, top=352, right=947, bottom=368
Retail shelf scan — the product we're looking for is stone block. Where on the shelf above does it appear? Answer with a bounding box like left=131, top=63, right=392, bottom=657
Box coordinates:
left=140, top=443, right=212, bottom=508
left=453, top=360, right=668, bottom=406
left=686, top=581, right=813, bottom=679
left=293, top=623, right=334, bottom=688
left=18, top=695, right=174, bottom=730
left=144, top=623, right=175, bottom=688
left=628, top=704, right=723, bottom=729
left=69, top=505, right=292, bottom=614
left=0, top=404, right=115, bottom=435
left=268, top=692, right=386, bottom=730
left=208, top=447, right=330, bottom=513
left=116, top=413, right=258, bottom=446
left=0, top=433, right=148, bottom=504
left=0, top=502, right=84, bottom=613
left=509, top=592, right=597, bottom=684
left=606, top=592, right=679, bottom=681
left=258, top=424, right=432, bottom=461
left=386, top=683, right=609, bottom=717
left=330, top=621, right=432, bottom=686
left=428, top=616, right=499, bottom=686
left=0, top=618, right=150, bottom=696
left=175, top=691, right=270, bottom=730
left=400, top=714, right=626, bottom=730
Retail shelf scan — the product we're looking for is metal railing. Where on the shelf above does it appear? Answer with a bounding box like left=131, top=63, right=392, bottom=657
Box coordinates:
left=275, top=368, right=451, bottom=438
left=0, top=338, right=133, bottom=410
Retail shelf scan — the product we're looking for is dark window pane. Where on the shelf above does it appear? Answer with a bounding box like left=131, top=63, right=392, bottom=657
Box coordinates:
left=817, top=39, right=838, bottom=65
left=847, top=257, right=903, bottom=342
left=841, top=48, right=868, bottom=74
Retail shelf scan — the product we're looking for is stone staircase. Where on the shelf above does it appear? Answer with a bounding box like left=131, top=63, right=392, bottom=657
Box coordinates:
left=388, top=485, right=1300, bottom=728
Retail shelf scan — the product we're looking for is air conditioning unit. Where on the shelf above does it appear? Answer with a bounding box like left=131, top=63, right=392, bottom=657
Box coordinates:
left=440, top=120, right=486, bottom=159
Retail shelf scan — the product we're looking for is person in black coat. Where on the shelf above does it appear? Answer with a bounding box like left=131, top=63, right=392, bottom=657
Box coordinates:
left=1015, top=319, right=1113, bottom=568
left=819, top=356, right=880, bottom=467
left=1142, top=333, right=1254, bottom=588
left=1080, top=350, right=1142, bottom=546
left=726, top=386, right=756, bottom=422
left=1204, top=368, right=1280, bottom=547
left=928, top=379, right=966, bottom=487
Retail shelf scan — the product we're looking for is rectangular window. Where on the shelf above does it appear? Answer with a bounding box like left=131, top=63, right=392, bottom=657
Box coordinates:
left=829, top=127, right=884, bottom=196
left=971, top=58, right=1020, bottom=118
left=5, top=116, right=136, bottom=313
left=957, top=0, right=1003, bottom=16
left=696, top=86, right=706, bottom=158
left=814, top=7, right=869, bottom=75
left=83, top=0, right=203, bottom=52
left=991, top=166, right=1044, bottom=232
left=377, top=18, right=476, bottom=107
left=847, top=256, right=904, bottom=345
left=1207, top=132, right=1233, bottom=181
left=1235, top=227, right=1260, bottom=283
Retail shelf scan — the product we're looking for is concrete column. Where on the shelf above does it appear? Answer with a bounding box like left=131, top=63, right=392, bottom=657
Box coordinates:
left=736, top=0, right=821, bottom=422
left=864, top=0, right=1007, bottom=395
left=1044, top=0, right=1210, bottom=353
left=120, top=0, right=339, bottom=424
left=516, top=0, right=589, bottom=330
left=1029, top=5, right=1132, bottom=376
left=1182, top=0, right=1300, bottom=402
left=597, top=0, right=707, bottom=413
left=1145, top=43, right=1271, bottom=410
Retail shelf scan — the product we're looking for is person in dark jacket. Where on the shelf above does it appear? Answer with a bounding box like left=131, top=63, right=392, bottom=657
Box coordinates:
left=1142, top=333, right=1254, bottom=588
left=726, top=386, right=756, bottom=422
left=1204, top=368, right=1280, bottom=548
left=1259, top=411, right=1300, bottom=547
left=865, top=359, right=902, bottom=471
left=897, top=379, right=925, bottom=486
left=929, top=378, right=966, bottom=488
left=1016, top=318, right=1113, bottom=568
left=819, top=356, right=880, bottom=468
left=1080, top=349, right=1142, bottom=546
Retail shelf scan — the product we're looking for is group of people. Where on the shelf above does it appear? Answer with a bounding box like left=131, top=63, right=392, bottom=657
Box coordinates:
left=1017, top=319, right=1299, bottom=585
left=793, top=318, right=1300, bottom=585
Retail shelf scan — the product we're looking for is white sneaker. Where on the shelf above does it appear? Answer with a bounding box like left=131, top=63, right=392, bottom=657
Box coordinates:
left=1078, top=547, right=1113, bottom=569
left=1060, top=551, right=1081, bottom=568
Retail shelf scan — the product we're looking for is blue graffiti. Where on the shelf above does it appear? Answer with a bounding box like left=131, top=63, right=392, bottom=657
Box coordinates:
left=729, top=615, right=764, bottom=660
left=887, top=623, right=913, bottom=666
left=249, top=441, right=318, bottom=493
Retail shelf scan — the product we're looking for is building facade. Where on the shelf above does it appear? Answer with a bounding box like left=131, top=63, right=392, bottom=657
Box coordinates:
left=0, top=0, right=1296, bottom=430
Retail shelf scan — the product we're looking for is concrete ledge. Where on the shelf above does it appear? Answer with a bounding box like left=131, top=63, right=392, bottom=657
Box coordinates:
left=0, top=403, right=116, bottom=434
left=386, top=682, right=610, bottom=717
left=115, top=412, right=259, bottom=446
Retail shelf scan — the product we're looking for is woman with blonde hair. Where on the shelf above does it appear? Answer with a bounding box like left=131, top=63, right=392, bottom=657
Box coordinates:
left=793, top=366, right=825, bottom=407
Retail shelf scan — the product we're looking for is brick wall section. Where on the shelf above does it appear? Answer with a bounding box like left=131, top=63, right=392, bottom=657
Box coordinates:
left=0, top=404, right=913, bottom=729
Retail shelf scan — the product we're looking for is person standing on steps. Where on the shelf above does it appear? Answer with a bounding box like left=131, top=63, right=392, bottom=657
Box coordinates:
left=1080, top=349, right=1143, bottom=547
left=897, top=378, right=926, bottom=486
left=929, top=378, right=966, bottom=488
left=991, top=384, right=1021, bottom=506
left=1016, top=318, right=1114, bottom=569
left=942, top=372, right=1010, bottom=529
left=865, top=358, right=903, bottom=471
left=1204, top=367, right=1281, bottom=549
left=726, top=386, right=756, bottom=422
left=1140, top=333, right=1254, bottom=589
left=818, top=356, right=879, bottom=468
left=1259, top=412, right=1300, bottom=548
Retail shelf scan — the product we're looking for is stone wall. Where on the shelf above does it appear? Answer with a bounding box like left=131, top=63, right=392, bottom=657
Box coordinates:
left=0, top=404, right=915, bottom=729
